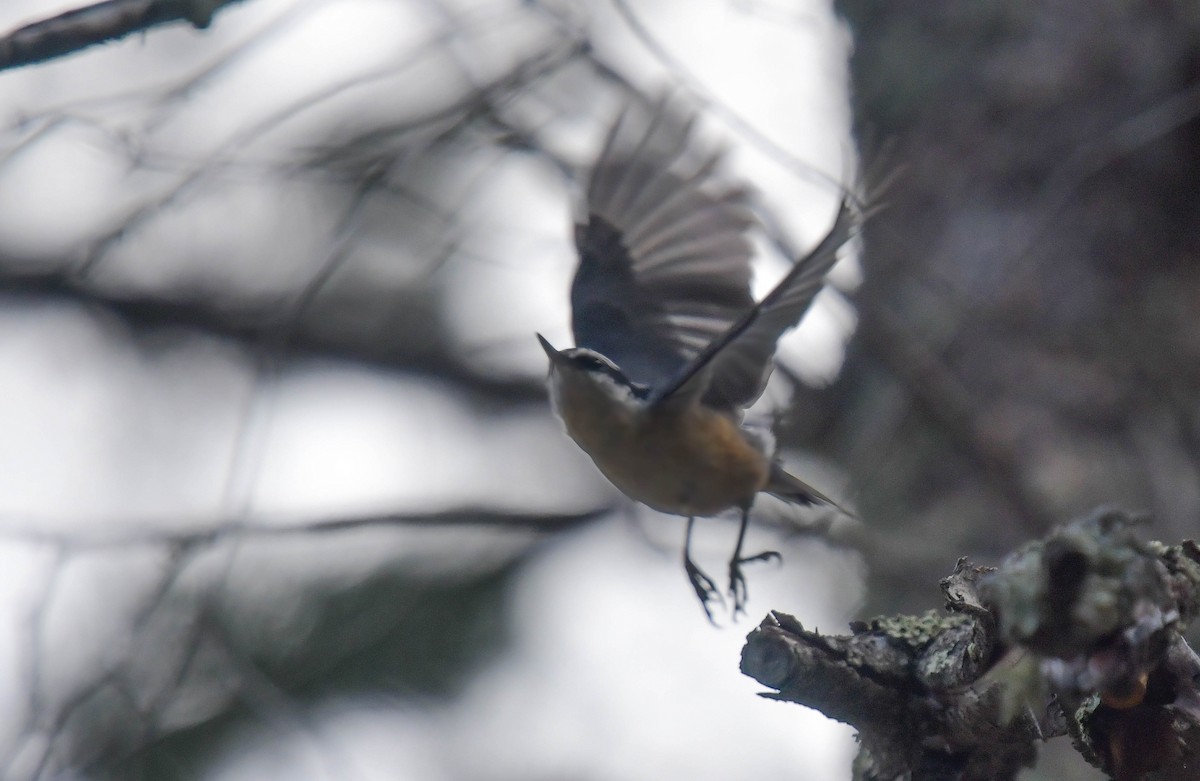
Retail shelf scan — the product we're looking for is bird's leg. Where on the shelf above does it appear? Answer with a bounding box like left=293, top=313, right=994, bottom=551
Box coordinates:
left=727, top=506, right=781, bottom=616
left=683, top=516, right=723, bottom=623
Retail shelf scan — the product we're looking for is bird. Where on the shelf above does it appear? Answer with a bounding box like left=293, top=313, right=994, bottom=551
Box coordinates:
left=537, top=95, right=856, bottom=620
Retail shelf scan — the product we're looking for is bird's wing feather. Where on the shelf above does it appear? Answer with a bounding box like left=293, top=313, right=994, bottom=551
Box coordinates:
left=571, top=97, right=756, bottom=389
left=650, top=200, right=856, bottom=410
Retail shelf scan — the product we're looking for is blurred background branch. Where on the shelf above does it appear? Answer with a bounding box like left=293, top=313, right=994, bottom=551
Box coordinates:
left=0, top=0, right=243, bottom=71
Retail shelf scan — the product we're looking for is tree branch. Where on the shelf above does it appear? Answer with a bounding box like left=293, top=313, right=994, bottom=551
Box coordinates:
left=0, top=0, right=243, bottom=72
left=742, top=509, right=1200, bottom=781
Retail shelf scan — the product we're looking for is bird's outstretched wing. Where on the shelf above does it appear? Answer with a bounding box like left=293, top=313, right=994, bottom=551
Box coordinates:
left=571, top=96, right=757, bottom=390
left=650, top=200, right=856, bottom=410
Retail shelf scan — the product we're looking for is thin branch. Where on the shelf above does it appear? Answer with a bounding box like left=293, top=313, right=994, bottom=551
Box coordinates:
left=0, top=0, right=244, bottom=72
left=0, top=506, right=610, bottom=550
left=607, top=0, right=846, bottom=195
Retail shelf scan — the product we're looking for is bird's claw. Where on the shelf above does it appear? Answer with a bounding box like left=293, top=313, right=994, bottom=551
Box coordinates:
left=739, top=550, right=781, bottom=566
left=728, top=549, right=782, bottom=616
left=685, top=556, right=725, bottom=624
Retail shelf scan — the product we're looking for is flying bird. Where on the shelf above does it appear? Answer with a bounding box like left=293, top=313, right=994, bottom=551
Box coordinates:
left=538, top=96, right=855, bottom=619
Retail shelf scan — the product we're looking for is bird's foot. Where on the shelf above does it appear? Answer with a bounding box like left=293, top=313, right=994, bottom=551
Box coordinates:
left=685, top=556, right=725, bottom=625
left=727, top=549, right=782, bottom=617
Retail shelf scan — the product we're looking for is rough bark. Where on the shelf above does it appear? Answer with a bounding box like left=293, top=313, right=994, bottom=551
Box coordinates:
left=742, top=510, right=1200, bottom=781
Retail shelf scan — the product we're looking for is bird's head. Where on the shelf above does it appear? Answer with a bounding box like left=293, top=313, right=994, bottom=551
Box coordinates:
left=536, top=334, right=645, bottom=407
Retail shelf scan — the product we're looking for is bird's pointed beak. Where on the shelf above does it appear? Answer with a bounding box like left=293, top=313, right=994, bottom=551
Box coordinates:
left=536, top=333, right=565, bottom=365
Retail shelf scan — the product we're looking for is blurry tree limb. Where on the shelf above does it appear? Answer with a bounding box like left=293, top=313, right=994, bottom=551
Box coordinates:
left=0, top=506, right=610, bottom=549
left=858, top=305, right=1056, bottom=530
left=0, top=275, right=548, bottom=402
left=742, top=509, right=1200, bottom=781
left=0, top=0, right=243, bottom=72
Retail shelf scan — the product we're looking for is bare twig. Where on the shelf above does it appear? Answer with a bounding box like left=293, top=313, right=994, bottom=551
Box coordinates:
left=0, top=0, right=244, bottom=72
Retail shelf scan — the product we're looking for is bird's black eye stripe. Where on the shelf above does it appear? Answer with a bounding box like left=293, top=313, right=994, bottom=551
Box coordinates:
left=575, top=355, right=608, bottom=371
left=564, top=351, right=621, bottom=377
left=561, top=349, right=650, bottom=398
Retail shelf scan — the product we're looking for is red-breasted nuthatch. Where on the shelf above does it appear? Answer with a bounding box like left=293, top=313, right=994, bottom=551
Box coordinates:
left=538, top=97, right=856, bottom=620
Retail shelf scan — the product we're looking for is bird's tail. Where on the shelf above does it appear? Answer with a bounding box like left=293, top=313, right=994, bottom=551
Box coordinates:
left=765, top=463, right=852, bottom=516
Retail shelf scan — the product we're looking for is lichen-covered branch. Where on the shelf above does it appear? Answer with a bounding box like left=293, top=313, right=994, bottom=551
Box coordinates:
left=742, top=509, right=1200, bottom=781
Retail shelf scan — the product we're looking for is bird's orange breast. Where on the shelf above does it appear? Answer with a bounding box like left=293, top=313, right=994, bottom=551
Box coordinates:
left=555, top=375, right=769, bottom=517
